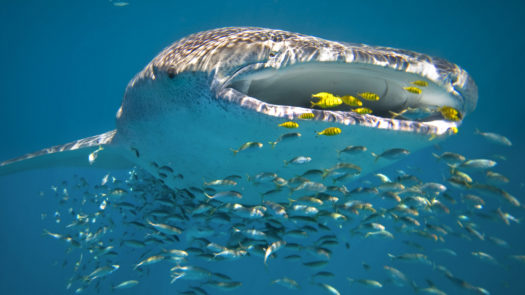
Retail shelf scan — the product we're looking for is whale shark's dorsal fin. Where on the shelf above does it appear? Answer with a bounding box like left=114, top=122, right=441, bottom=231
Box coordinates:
left=0, top=130, right=134, bottom=176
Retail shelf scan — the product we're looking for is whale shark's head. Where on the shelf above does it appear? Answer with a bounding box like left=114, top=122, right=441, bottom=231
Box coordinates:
left=112, top=27, right=479, bottom=203
left=121, top=27, right=477, bottom=137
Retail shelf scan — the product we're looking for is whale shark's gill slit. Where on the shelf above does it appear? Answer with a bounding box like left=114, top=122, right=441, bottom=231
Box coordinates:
left=227, top=62, right=462, bottom=122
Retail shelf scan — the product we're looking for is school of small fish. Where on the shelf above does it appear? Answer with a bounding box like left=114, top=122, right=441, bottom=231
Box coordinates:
left=38, top=91, right=522, bottom=294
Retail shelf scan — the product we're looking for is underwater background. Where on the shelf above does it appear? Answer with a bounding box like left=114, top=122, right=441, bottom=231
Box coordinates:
left=1, top=0, right=524, bottom=294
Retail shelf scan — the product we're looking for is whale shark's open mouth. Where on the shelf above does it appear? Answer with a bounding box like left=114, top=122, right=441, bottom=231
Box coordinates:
left=221, top=62, right=471, bottom=135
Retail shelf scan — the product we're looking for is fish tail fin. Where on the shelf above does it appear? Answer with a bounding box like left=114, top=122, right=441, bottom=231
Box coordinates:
left=0, top=130, right=135, bottom=177
left=387, top=253, right=396, bottom=259
left=42, top=229, right=60, bottom=240
left=268, top=141, right=277, bottom=148
left=283, top=160, right=288, bottom=166
left=371, top=152, right=379, bottom=163
left=474, top=128, right=481, bottom=135
left=170, top=273, right=184, bottom=284
left=263, top=251, right=269, bottom=266
left=321, top=169, right=330, bottom=179
left=410, top=280, right=419, bottom=292
left=388, top=110, right=400, bottom=118
left=230, top=148, right=238, bottom=155
left=431, top=153, right=440, bottom=161
left=346, top=277, right=355, bottom=285
left=310, top=101, right=316, bottom=108
left=447, top=163, right=458, bottom=174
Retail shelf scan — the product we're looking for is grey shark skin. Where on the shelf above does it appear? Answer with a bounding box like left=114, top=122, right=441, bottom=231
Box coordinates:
left=0, top=27, right=477, bottom=203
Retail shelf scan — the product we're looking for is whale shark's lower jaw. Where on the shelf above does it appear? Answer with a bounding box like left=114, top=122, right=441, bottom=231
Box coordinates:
left=217, top=62, right=469, bottom=136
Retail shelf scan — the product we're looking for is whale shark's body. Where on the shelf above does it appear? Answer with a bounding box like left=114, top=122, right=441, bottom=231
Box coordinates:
left=0, top=27, right=477, bottom=204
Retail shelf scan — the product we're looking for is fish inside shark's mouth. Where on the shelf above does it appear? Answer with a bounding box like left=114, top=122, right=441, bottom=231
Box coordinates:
left=226, top=62, right=463, bottom=122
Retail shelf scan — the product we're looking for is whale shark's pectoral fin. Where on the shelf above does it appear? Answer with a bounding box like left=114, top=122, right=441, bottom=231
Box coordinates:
left=0, top=130, right=135, bottom=176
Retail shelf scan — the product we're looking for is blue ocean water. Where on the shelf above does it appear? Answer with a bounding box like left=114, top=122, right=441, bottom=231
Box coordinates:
left=1, top=1, right=524, bottom=294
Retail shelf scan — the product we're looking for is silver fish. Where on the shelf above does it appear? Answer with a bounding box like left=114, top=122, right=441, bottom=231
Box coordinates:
left=475, top=129, right=512, bottom=146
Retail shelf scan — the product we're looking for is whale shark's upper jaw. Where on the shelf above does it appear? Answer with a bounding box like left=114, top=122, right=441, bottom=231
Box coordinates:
left=215, top=59, right=476, bottom=136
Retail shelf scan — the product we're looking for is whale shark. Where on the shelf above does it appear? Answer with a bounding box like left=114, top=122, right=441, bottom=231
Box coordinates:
left=0, top=27, right=477, bottom=204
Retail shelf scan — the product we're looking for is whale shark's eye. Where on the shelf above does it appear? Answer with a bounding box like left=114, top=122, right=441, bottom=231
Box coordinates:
left=226, top=63, right=463, bottom=122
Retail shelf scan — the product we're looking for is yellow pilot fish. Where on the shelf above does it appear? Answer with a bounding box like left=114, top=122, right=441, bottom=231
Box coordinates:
left=341, top=95, right=362, bottom=106
left=298, top=113, right=315, bottom=119
left=311, top=92, right=335, bottom=100
left=352, top=107, right=373, bottom=114
left=310, top=92, right=343, bottom=108
left=438, top=106, right=461, bottom=121
left=278, top=121, right=299, bottom=128
left=403, top=86, right=422, bottom=94
left=411, top=80, right=429, bottom=87
left=358, top=92, right=380, bottom=101
left=316, top=127, right=342, bottom=137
